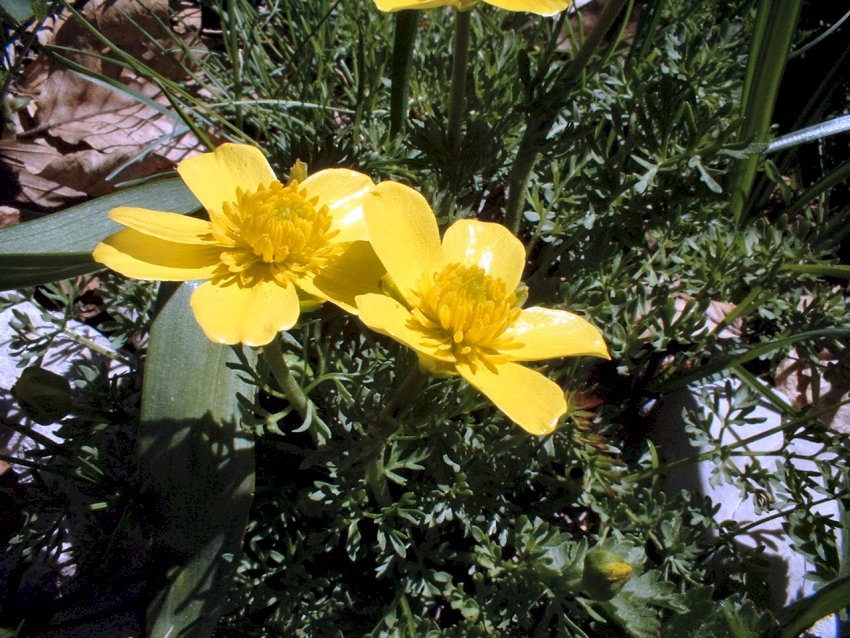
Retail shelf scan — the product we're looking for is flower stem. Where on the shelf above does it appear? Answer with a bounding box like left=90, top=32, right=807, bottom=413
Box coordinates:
left=365, top=364, right=428, bottom=507
left=503, top=0, right=631, bottom=234
left=447, top=9, right=472, bottom=151
left=264, top=335, right=328, bottom=442
left=390, top=10, right=420, bottom=137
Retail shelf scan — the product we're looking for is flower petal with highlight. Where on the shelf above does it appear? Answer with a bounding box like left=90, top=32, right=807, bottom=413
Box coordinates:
left=109, top=207, right=214, bottom=244
left=93, top=229, right=220, bottom=281
left=505, top=307, right=610, bottom=361
left=485, top=0, right=570, bottom=14
left=356, top=293, right=454, bottom=362
left=457, top=361, right=567, bottom=435
left=177, top=144, right=277, bottom=217
left=374, top=0, right=468, bottom=10
left=298, top=241, right=386, bottom=314
left=363, top=181, right=443, bottom=304
left=301, top=169, right=375, bottom=244
left=441, top=219, right=526, bottom=291
left=190, top=277, right=299, bottom=346
left=372, top=0, right=567, bottom=13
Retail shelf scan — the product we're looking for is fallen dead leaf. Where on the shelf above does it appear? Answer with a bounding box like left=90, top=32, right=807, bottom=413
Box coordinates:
left=1, top=0, right=207, bottom=218
left=0, top=206, right=20, bottom=227
left=776, top=347, right=850, bottom=434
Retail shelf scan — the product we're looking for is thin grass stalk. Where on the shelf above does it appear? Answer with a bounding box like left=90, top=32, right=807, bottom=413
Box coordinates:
left=390, top=10, right=420, bottom=137
left=626, top=0, right=668, bottom=67
left=647, top=327, right=850, bottom=395
left=728, top=0, right=802, bottom=225
left=53, top=0, right=246, bottom=141
left=786, top=159, right=850, bottom=217
left=447, top=9, right=472, bottom=151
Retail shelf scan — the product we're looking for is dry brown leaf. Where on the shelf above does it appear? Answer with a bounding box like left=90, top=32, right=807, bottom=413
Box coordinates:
left=1, top=0, right=206, bottom=218
left=637, top=292, right=744, bottom=340
left=776, top=348, right=850, bottom=434
left=0, top=207, right=19, bottom=227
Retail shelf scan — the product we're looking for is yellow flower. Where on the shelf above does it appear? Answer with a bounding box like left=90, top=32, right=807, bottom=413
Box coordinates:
left=373, top=0, right=572, bottom=15
left=355, top=182, right=610, bottom=435
left=94, top=143, right=385, bottom=346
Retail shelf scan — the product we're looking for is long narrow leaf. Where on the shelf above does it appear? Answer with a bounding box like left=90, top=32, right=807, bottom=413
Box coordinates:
left=766, top=114, right=850, bottom=154
left=0, top=177, right=198, bottom=290
left=729, top=0, right=802, bottom=224
left=781, top=263, right=850, bottom=279
left=777, top=574, right=850, bottom=638
left=786, top=159, right=850, bottom=217
left=649, top=328, right=850, bottom=394
left=139, top=282, right=256, bottom=638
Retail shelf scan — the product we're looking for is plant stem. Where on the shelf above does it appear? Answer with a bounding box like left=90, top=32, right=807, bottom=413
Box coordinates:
left=265, top=336, right=309, bottom=415
left=447, top=9, right=472, bottom=151
left=390, top=10, right=420, bottom=137
left=380, top=364, right=428, bottom=422
left=504, top=0, right=631, bottom=234
left=264, top=335, right=328, bottom=441
left=365, top=365, right=428, bottom=507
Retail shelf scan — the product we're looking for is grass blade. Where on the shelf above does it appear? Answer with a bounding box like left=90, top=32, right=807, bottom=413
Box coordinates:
left=728, top=0, right=803, bottom=224
left=777, top=574, right=850, bottom=638
left=649, top=328, right=850, bottom=394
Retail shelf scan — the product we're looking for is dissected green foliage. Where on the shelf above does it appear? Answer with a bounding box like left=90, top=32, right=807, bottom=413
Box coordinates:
left=1, top=0, right=848, bottom=636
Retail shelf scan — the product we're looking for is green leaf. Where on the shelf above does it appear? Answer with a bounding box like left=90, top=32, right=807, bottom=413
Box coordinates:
left=728, top=0, right=803, bottom=224
left=0, top=177, right=199, bottom=291
left=139, top=283, right=255, bottom=638
left=601, top=571, right=684, bottom=638
left=649, top=328, right=850, bottom=394
left=781, top=262, right=850, bottom=279
left=0, top=0, right=34, bottom=24
left=663, top=587, right=779, bottom=638
left=786, top=159, right=850, bottom=217
left=777, top=574, right=850, bottom=638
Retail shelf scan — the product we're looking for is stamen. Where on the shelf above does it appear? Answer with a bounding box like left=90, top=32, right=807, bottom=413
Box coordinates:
left=210, top=181, right=339, bottom=286
left=414, top=263, right=520, bottom=366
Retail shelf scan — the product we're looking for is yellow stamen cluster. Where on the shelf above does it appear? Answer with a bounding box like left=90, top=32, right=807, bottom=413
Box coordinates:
left=210, top=181, right=338, bottom=286
left=413, top=262, right=521, bottom=369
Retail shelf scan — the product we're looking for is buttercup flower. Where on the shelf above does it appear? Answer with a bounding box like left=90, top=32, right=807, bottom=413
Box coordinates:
left=373, top=0, right=572, bottom=15
left=355, top=182, right=609, bottom=435
left=94, top=144, right=385, bottom=346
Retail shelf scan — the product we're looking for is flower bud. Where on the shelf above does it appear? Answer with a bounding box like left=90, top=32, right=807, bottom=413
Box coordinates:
left=12, top=366, right=73, bottom=425
left=287, top=159, right=308, bottom=185
left=581, top=549, right=633, bottom=600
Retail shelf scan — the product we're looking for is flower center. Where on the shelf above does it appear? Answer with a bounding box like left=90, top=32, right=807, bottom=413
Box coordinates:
left=413, top=263, right=522, bottom=367
left=210, top=181, right=338, bottom=286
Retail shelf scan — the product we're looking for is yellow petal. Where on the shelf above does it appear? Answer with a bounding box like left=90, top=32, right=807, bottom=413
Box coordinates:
left=356, top=293, right=453, bottom=362
left=190, top=277, right=299, bottom=346
left=457, top=361, right=566, bottom=435
left=108, top=207, right=215, bottom=244
left=484, top=0, right=570, bottom=15
left=93, top=229, right=220, bottom=281
left=300, top=169, right=375, bottom=244
left=298, top=241, right=386, bottom=314
left=374, top=0, right=456, bottom=10
left=505, top=307, right=610, bottom=361
left=441, top=219, right=525, bottom=291
left=363, top=181, right=443, bottom=305
left=177, top=144, right=277, bottom=217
